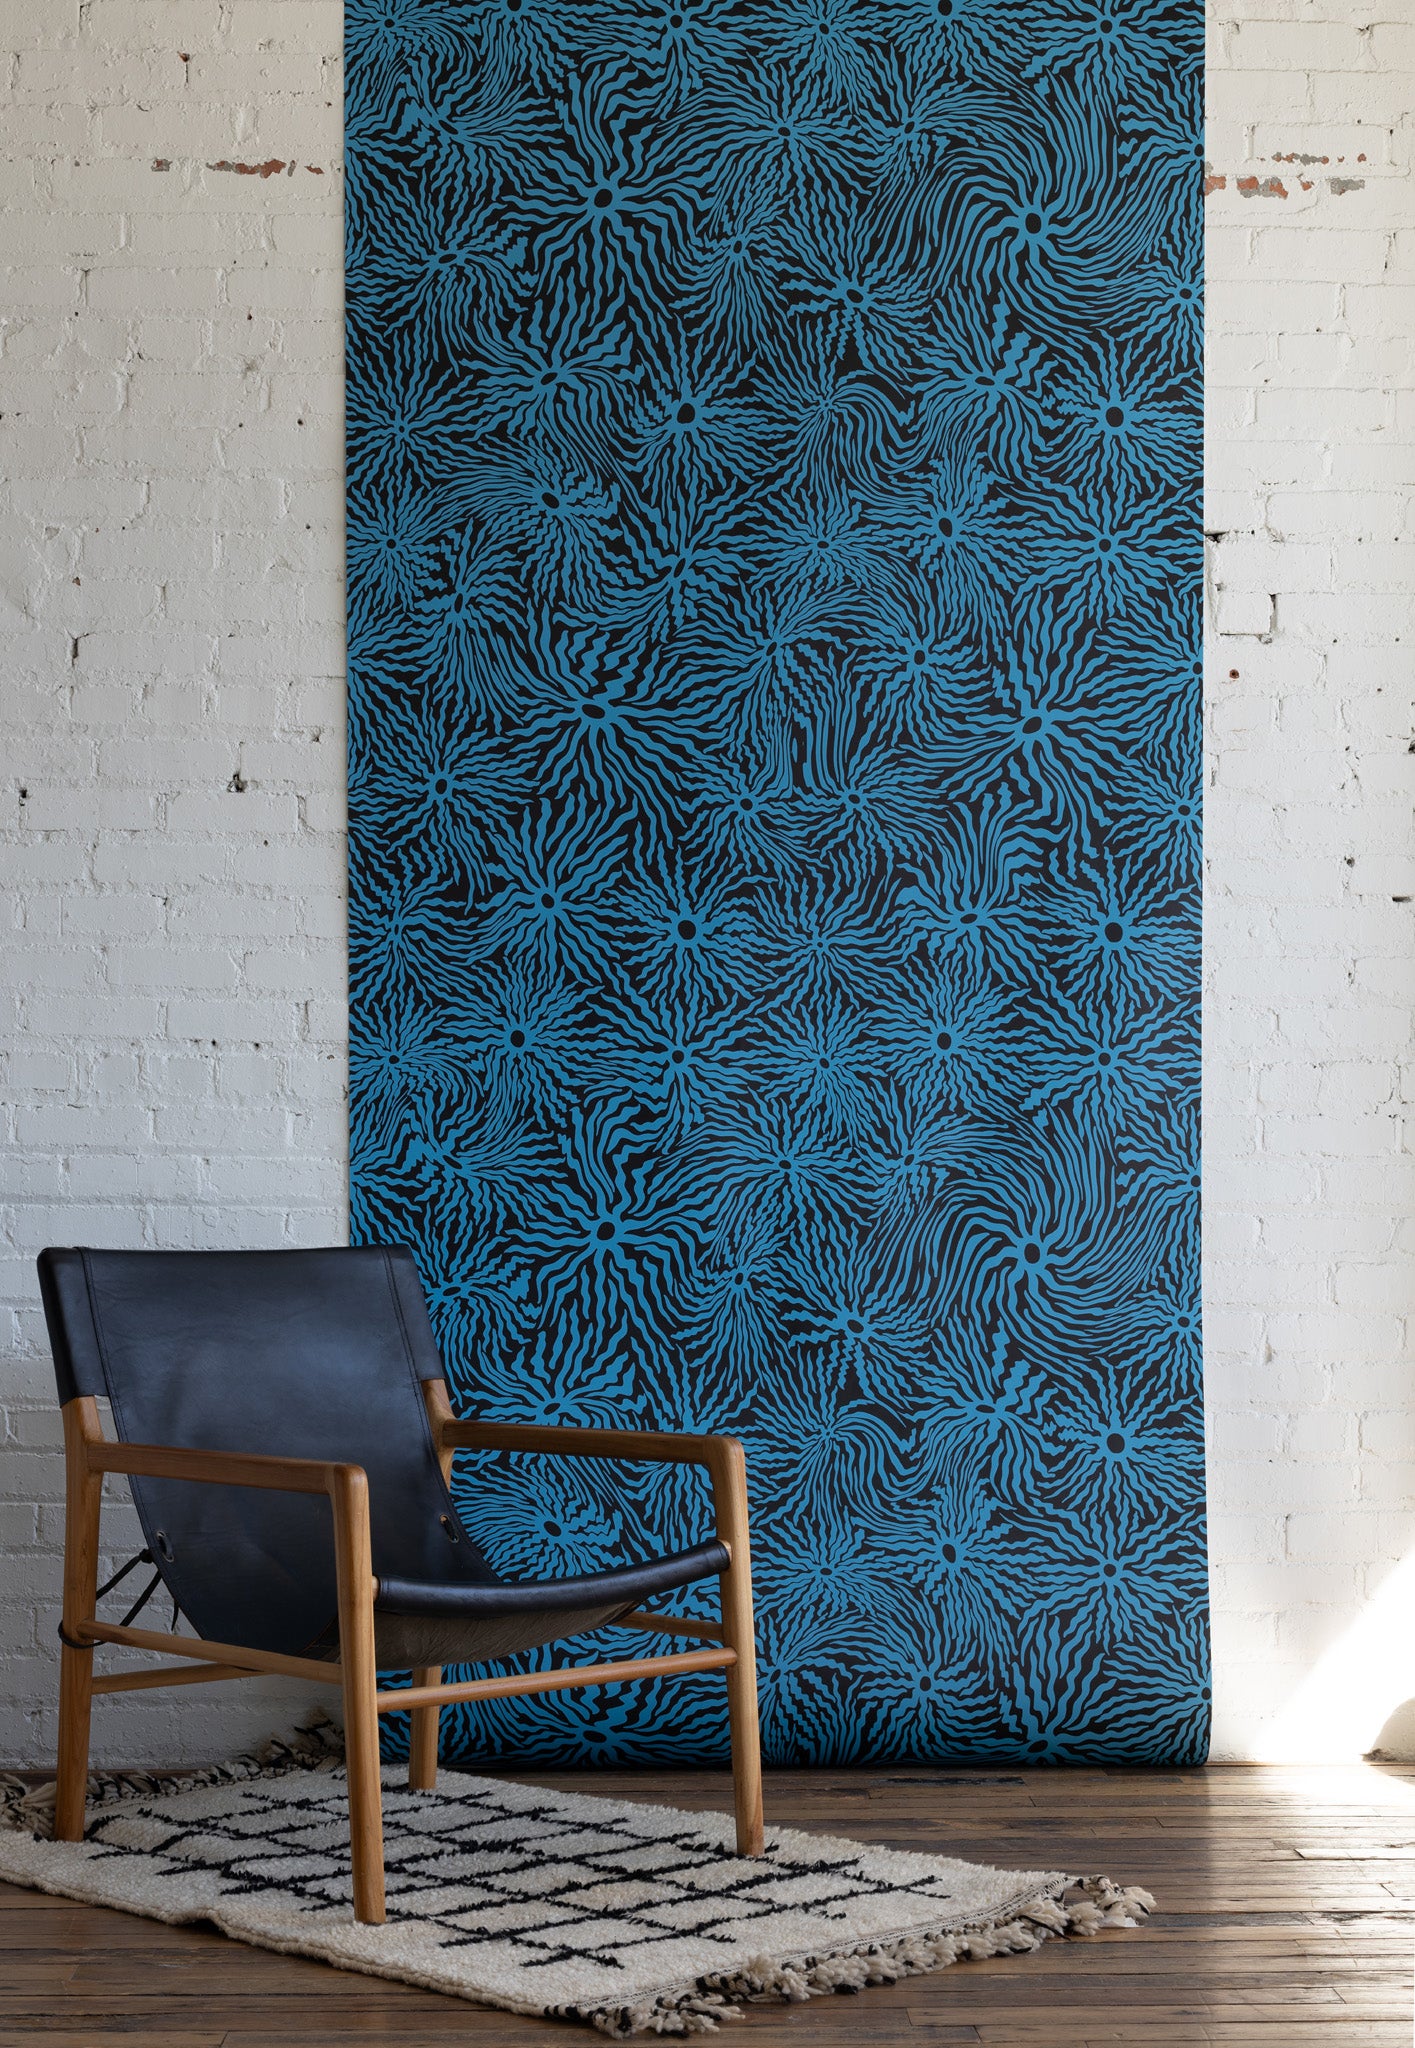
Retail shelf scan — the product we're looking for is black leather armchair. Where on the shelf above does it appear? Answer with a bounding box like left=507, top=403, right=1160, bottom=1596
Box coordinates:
left=37, top=1246, right=762, bottom=1923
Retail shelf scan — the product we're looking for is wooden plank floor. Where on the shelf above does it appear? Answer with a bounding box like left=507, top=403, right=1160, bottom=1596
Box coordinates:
left=4, top=1761, right=1415, bottom=2044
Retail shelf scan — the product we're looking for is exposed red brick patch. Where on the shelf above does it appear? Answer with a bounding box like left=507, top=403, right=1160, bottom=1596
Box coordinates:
left=1237, top=175, right=1287, bottom=197
left=208, top=158, right=287, bottom=177
left=1204, top=172, right=1226, bottom=194
left=152, top=157, right=170, bottom=171
left=306, top=164, right=325, bottom=174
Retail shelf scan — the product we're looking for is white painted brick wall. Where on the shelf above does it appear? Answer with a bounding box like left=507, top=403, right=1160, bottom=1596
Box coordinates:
left=0, top=0, right=347, bottom=1762
left=1205, top=2, right=1415, bottom=1761
left=0, top=0, right=1410, bottom=1767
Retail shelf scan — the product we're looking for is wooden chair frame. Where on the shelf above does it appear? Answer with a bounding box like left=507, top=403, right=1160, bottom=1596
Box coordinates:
left=55, top=1379, right=763, bottom=1924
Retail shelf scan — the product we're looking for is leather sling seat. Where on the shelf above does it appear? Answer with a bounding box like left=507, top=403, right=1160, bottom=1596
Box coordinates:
left=365, top=1541, right=729, bottom=1668
left=37, top=1245, right=729, bottom=1672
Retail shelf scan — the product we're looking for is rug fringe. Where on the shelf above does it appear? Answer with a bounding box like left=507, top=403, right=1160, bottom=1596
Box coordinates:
left=0, top=1711, right=344, bottom=1840
left=574, top=1873, right=1155, bottom=2037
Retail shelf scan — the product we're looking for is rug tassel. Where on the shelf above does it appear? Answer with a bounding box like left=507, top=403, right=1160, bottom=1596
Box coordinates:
left=0, top=1712, right=344, bottom=1841
left=586, top=1873, right=1154, bottom=2035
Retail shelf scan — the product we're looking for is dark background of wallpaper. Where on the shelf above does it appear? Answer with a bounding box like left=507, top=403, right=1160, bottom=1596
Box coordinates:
left=345, top=0, right=1206, bottom=1765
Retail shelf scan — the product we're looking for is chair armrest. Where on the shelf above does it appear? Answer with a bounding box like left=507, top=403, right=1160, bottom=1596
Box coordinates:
left=58, top=1398, right=377, bottom=1689
left=419, top=1383, right=751, bottom=1567
left=434, top=1416, right=744, bottom=1478
left=87, top=1437, right=361, bottom=1499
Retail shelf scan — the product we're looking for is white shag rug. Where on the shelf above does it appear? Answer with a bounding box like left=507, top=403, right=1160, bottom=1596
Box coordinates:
left=0, top=1726, right=1152, bottom=2037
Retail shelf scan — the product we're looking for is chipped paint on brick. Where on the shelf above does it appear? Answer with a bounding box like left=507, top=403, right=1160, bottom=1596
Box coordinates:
left=208, top=158, right=288, bottom=178
left=1212, top=164, right=1368, bottom=200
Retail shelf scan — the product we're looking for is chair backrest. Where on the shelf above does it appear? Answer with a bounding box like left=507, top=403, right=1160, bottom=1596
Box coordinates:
left=38, top=1246, right=494, bottom=1656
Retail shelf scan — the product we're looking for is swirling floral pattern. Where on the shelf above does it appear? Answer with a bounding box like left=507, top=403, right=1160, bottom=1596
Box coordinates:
left=346, top=0, right=1206, bottom=1766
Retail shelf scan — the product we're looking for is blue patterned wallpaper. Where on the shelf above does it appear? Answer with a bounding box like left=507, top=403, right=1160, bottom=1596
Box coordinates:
left=345, top=0, right=1207, bottom=1766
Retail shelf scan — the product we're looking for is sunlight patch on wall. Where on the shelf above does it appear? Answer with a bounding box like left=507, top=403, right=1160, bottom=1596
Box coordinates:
left=1259, top=1550, right=1415, bottom=1764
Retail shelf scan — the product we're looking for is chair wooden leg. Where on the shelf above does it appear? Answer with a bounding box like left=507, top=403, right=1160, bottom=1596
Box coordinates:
left=343, top=1661, right=386, bottom=1925
left=712, top=1443, right=764, bottom=1857
left=55, top=1397, right=103, bottom=1842
left=54, top=1644, right=94, bottom=1842
left=724, top=1615, right=763, bottom=1856
left=332, top=1468, right=385, bottom=1925
left=408, top=1666, right=440, bottom=1791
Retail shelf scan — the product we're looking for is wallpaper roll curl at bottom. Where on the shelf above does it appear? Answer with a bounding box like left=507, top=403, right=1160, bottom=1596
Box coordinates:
left=345, top=0, right=1206, bottom=1766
